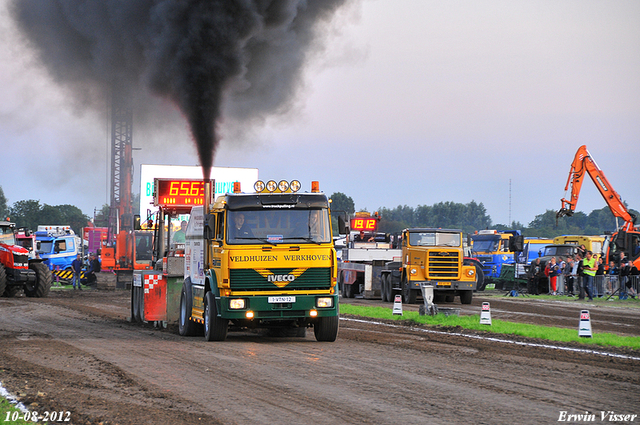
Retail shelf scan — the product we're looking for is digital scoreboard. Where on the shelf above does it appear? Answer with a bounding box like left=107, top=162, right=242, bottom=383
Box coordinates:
left=350, top=217, right=378, bottom=232
left=153, top=178, right=215, bottom=208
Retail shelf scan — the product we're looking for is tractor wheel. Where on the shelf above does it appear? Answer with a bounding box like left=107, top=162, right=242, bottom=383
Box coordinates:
left=24, top=263, right=52, bottom=297
left=0, top=264, right=6, bottom=297
left=178, top=280, right=198, bottom=336
left=204, top=291, right=228, bottom=341
left=4, top=285, right=21, bottom=298
left=474, top=264, right=486, bottom=291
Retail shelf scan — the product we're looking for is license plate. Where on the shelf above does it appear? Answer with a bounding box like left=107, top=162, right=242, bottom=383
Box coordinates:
left=268, top=296, right=296, bottom=303
left=437, top=282, right=451, bottom=287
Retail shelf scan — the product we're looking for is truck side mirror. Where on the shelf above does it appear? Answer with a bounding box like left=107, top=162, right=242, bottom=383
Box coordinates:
left=509, top=235, right=524, bottom=252
left=204, top=214, right=215, bottom=240
left=338, top=215, right=347, bottom=235
left=133, top=215, right=141, bottom=231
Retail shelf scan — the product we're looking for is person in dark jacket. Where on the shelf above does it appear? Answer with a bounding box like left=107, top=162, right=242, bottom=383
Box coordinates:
left=71, top=254, right=83, bottom=290
left=82, top=253, right=101, bottom=286
left=528, top=258, right=542, bottom=295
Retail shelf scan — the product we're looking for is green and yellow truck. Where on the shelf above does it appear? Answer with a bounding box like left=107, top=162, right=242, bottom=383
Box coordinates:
left=180, top=180, right=339, bottom=342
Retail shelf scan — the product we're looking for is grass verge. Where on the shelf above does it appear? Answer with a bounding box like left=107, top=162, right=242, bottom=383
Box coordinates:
left=340, top=304, right=640, bottom=350
left=0, top=396, right=41, bottom=425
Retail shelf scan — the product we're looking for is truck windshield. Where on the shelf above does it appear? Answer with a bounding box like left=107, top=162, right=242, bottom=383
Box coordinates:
left=471, top=239, right=498, bottom=253
left=38, top=241, right=53, bottom=254
left=409, top=232, right=460, bottom=247
left=543, top=246, right=574, bottom=257
left=0, top=227, right=16, bottom=245
left=135, top=232, right=153, bottom=262
left=227, top=208, right=331, bottom=245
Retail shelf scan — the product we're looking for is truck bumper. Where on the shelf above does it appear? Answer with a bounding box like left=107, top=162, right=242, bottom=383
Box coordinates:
left=408, top=280, right=476, bottom=291
left=219, top=294, right=339, bottom=321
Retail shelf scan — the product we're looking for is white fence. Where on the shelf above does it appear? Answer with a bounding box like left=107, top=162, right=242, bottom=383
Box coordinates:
left=554, top=275, right=639, bottom=298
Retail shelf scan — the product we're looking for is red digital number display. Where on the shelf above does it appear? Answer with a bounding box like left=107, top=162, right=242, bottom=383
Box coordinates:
left=350, top=218, right=377, bottom=232
left=154, top=179, right=213, bottom=207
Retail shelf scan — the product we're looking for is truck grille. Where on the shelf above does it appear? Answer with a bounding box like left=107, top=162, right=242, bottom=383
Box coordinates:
left=427, top=251, right=460, bottom=279
left=13, top=253, right=29, bottom=268
left=230, top=267, right=331, bottom=291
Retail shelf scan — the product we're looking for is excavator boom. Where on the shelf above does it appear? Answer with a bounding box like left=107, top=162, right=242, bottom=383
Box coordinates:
left=557, top=145, right=636, bottom=231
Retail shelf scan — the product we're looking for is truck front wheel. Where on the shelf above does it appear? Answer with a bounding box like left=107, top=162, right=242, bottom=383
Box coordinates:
left=204, top=291, right=228, bottom=341
left=314, top=314, right=339, bottom=342
left=403, top=277, right=417, bottom=304
left=460, top=290, right=473, bottom=305
left=24, top=263, right=52, bottom=298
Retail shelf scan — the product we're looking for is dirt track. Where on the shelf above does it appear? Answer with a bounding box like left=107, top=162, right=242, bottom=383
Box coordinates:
left=1, top=288, right=639, bottom=425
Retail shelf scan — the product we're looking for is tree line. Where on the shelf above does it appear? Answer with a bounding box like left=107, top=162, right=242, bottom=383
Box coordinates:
left=1, top=185, right=635, bottom=238
left=329, top=192, right=639, bottom=238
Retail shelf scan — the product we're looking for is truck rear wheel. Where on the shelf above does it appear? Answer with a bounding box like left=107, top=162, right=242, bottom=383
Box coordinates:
left=314, top=313, right=339, bottom=342
left=0, top=264, right=6, bottom=296
left=24, top=263, right=52, bottom=298
left=460, top=290, right=473, bottom=304
left=380, top=275, right=389, bottom=302
left=387, top=275, right=395, bottom=302
left=344, top=283, right=355, bottom=298
left=204, top=291, right=228, bottom=341
left=179, top=280, right=198, bottom=336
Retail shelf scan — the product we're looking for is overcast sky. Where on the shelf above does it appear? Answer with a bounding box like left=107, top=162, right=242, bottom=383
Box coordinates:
left=1, top=0, right=638, bottom=227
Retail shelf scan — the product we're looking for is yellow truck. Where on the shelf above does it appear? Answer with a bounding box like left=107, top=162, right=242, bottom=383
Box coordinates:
left=380, top=228, right=477, bottom=304
left=552, top=235, right=605, bottom=256
left=179, top=180, right=339, bottom=341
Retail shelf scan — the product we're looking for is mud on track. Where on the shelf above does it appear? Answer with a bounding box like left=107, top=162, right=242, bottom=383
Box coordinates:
left=1, top=289, right=639, bottom=425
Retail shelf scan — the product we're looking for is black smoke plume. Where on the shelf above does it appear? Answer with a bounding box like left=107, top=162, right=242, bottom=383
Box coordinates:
left=10, top=0, right=348, bottom=179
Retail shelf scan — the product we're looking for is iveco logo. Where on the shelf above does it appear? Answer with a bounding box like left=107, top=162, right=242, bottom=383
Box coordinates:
left=268, top=274, right=296, bottom=283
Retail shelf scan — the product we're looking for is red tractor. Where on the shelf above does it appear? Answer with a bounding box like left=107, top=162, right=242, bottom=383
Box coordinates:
left=0, top=220, right=52, bottom=297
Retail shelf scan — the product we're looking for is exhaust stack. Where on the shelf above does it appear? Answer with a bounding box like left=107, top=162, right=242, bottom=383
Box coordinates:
left=204, top=180, right=212, bottom=267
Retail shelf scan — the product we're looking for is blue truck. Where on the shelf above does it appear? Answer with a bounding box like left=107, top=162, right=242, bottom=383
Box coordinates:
left=470, top=230, right=521, bottom=282
left=35, top=226, right=81, bottom=272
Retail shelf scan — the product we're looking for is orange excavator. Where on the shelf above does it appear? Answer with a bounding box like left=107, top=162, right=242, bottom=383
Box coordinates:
left=556, top=145, right=639, bottom=268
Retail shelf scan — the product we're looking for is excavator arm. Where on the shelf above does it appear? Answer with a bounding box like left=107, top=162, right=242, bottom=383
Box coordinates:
left=557, top=145, right=636, bottom=231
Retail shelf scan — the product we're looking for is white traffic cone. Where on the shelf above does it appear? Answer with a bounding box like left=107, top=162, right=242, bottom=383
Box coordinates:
left=579, top=310, right=592, bottom=337
left=480, top=302, right=492, bottom=325
left=392, top=294, right=403, bottom=315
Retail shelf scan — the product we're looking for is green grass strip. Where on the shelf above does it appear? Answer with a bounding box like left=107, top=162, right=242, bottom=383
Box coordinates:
left=0, top=397, right=43, bottom=425
left=340, top=304, right=640, bottom=350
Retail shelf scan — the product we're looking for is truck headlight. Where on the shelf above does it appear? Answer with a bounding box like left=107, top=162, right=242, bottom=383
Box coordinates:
left=229, top=299, right=246, bottom=309
left=467, top=269, right=475, bottom=277
left=410, top=268, right=417, bottom=275
left=316, top=297, right=333, bottom=308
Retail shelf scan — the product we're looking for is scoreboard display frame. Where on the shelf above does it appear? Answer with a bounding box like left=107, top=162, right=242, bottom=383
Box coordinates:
left=153, top=178, right=215, bottom=208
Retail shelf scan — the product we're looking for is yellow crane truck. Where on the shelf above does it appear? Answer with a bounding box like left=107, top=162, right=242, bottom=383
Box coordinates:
left=380, top=228, right=477, bottom=304
left=179, top=180, right=339, bottom=341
